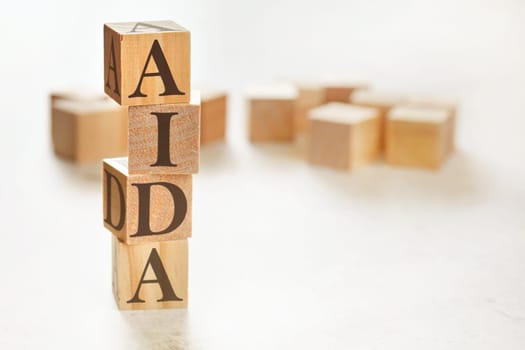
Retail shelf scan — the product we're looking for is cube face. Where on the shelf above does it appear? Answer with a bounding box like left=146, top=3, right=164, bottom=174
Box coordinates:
left=294, top=87, right=325, bottom=133
left=51, top=100, right=127, bottom=162
left=350, top=118, right=381, bottom=168
left=404, top=96, right=457, bottom=154
left=308, top=103, right=381, bottom=170
left=104, top=21, right=190, bottom=106
left=309, top=120, right=351, bottom=169
left=385, top=120, right=446, bottom=169
left=249, top=99, right=295, bottom=142
left=51, top=107, right=77, bottom=160
left=325, top=86, right=360, bottom=103
left=113, top=236, right=188, bottom=310
left=128, top=100, right=200, bottom=175
left=201, top=94, right=227, bottom=145
left=103, top=158, right=192, bottom=244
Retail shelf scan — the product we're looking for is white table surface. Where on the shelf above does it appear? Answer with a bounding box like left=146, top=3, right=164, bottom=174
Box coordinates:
left=0, top=0, right=524, bottom=348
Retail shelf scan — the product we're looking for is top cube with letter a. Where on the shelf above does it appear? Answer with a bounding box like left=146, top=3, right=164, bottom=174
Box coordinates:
left=104, top=20, right=190, bottom=106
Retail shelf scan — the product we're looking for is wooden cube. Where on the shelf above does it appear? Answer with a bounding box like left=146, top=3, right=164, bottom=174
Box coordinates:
left=51, top=98, right=127, bottom=163
left=308, top=103, right=381, bottom=170
left=128, top=92, right=200, bottom=175
left=350, top=89, right=405, bottom=117
left=51, top=88, right=109, bottom=105
left=385, top=106, right=453, bottom=169
left=294, top=83, right=326, bottom=133
left=112, top=236, right=188, bottom=310
left=104, top=20, right=190, bottom=106
left=200, top=90, right=227, bottom=145
left=404, top=95, right=457, bottom=154
left=247, top=85, right=297, bottom=142
left=103, top=157, right=192, bottom=244
left=350, top=90, right=405, bottom=148
left=324, top=81, right=368, bottom=102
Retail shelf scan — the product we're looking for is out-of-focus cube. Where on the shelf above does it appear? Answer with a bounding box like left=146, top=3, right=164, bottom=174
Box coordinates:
left=324, top=81, right=368, bottom=103
left=104, top=20, right=190, bottom=106
left=404, top=95, right=458, bottom=154
left=386, top=106, right=453, bottom=169
left=350, top=90, right=405, bottom=148
left=51, top=97, right=127, bottom=163
left=200, top=90, right=227, bottom=145
left=294, top=83, right=326, bottom=133
left=51, top=89, right=109, bottom=105
left=308, top=103, right=381, bottom=170
left=246, top=85, right=297, bottom=142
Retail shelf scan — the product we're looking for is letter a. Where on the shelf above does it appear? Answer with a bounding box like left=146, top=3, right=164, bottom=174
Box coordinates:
left=104, top=169, right=125, bottom=230
left=127, top=248, right=182, bottom=303
left=105, top=36, right=120, bottom=96
left=128, top=40, right=185, bottom=98
left=130, top=182, right=187, bottom=237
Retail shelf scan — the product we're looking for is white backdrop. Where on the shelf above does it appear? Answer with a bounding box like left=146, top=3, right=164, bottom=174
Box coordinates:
left=0, top=0, right=524, bottom=349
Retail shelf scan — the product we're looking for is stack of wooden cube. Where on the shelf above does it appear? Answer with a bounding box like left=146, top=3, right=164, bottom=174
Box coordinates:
left=101, top=20, right=199, bottom=310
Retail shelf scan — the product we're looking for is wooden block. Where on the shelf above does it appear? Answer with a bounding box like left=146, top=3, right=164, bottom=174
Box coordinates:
left=112, top=236, right=188, bottom=310
left=103, top=157, right=192, bottom=244
left=324, top=81, right=368, bottom=102
left=128, top=92, right=200, bottom=175
left=51, top=98, right=127, bottom=162
left=247, top=85, right=297, bottom=142
left=51, top=89, right=109, bottom=105
left=308, top=103, right=381, bottom=170
left=385, top=106, right=453, bottom=169
left=350, top=90, right=405, bottom=148
left=350, top=89, right=405, bottom=116
left=294, top=83, right=326, bottom=133
left=104, top=20, right=190, bottom=106
left=200, top=90, right=227, bottom=145
left=404, top=95, right=457, bottom=154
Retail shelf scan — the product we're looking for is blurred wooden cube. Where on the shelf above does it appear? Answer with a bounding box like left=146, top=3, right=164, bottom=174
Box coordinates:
left=294, top=83, right=326, bottom=133
left=324, top=81, right=368, bottom=102
left=128, top=92, right=200, bottom=175
left=51, top=97, right=127, bottom=163
left=113, top=236, right=188, bottom=310
left=103, top=157, right=192, bottom=245
left=247, top=85, right=297, bottom=142
left=104, top=20, right=190, bottom=106
left=405, top=95, right=458, bottom=154
left=200, top=90, right=227, bottom=145
left=350, top=90, right=405, bottom=148
left=350, top=89, right=405, bottom=117
left=308, top=103, right=381, bottom=170
left=386, top=106, right=453, bottom=169
left=51, top=88, right=109, bottom=105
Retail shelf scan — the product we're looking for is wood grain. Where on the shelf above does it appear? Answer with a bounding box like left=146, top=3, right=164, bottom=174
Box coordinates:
left=104, top=21, right=190, bottom=106
left=103, top=157, right=192, bottom=244
left=113, top=236, right=188, bottom=310
left=128, top=93, right=200, bottom=175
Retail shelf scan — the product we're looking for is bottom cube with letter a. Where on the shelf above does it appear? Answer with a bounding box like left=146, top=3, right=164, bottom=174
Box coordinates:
left=112, top=236, right=188, bottom=310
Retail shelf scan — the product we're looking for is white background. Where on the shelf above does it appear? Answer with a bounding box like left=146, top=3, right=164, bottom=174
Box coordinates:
left=0, top=0, right=524, bottom=349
